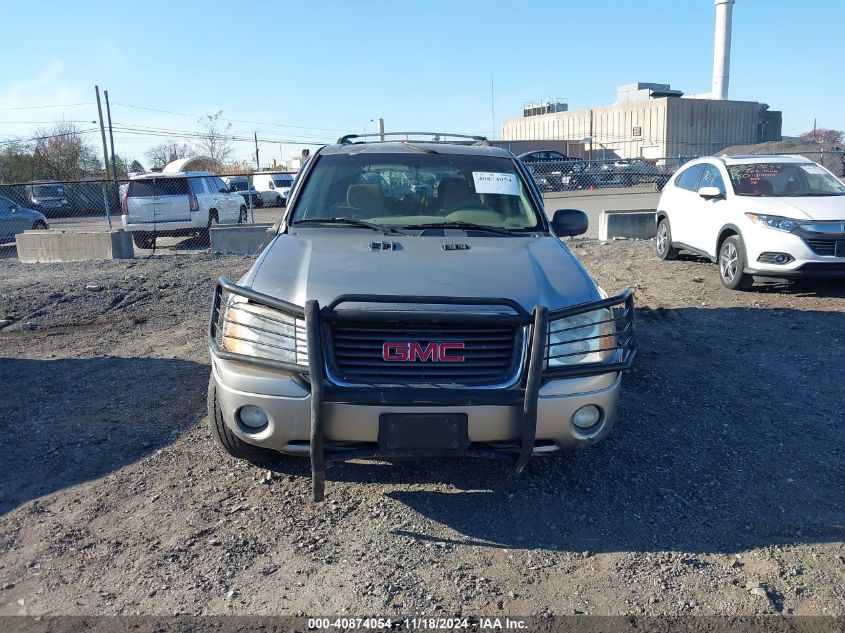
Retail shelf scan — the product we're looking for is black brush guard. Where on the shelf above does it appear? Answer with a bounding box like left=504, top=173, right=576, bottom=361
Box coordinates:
left=209, top=277, right=636, bottom=501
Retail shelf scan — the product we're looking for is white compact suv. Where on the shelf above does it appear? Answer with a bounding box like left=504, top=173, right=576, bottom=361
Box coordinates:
left=655, top=155, right=845, bottom=289
left=122, top=171, right=248, bottom=249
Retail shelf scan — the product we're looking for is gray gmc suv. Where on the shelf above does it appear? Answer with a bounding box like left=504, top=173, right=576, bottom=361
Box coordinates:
left=208, top=133, right=636, bottom=500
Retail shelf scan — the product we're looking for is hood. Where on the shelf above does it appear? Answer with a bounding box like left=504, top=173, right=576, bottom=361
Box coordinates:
left=742, top=196, right=845, bottom=221
left=245, top=229, right=601, bottom=313
left=14, top=206, right=47, bottom=221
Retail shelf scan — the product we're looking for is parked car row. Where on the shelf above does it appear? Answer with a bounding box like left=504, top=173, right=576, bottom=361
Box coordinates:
left=520, top=154, right=673, bottom=192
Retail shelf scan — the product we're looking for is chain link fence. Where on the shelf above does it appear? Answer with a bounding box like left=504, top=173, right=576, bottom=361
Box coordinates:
left=1, top=151, right=843, bottom=260
left=0, top=172, right=296, bottom=259
left=521, top=150, right=845, bottom=194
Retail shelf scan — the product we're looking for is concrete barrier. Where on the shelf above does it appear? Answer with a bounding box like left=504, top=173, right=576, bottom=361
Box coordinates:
left=598, top=210, right=657, bottom=241
left=210, top=224, right=274, bottom=255
left=15, top=229, right=134, bottom=263
left=543, top=190, right=660, bottom=239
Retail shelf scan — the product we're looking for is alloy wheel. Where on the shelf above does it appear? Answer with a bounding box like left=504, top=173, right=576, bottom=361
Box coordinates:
left=656, top=223, right=668, bottom=255
left=720, top=242, right=738, bottom=282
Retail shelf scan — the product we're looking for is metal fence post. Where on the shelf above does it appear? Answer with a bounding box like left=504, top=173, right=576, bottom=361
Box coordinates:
left=101, top=180, right=112, bottom=229
left=248, top=181, right=254, bottom=224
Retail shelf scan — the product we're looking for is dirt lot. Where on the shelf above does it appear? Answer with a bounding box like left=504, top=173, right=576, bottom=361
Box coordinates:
left=0, top=240, right=843, bottom=618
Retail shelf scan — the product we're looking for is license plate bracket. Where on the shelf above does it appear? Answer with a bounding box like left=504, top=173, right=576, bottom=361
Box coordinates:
left=379, top=413, right=469, bottom=455
left=835, top=241, right=845, bottom=257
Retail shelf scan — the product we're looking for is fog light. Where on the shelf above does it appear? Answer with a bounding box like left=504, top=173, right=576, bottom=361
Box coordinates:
left=572, top=405, right=601, bottom=429
left=757, top=252, right=794, bottom=265
left=238, top=405, right=268, bottom=430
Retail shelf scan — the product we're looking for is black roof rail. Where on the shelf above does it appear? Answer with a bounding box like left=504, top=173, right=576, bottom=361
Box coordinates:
left=337, top=132, right=490, bottom=146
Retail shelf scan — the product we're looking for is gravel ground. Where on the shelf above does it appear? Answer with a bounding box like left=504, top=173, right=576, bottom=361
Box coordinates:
left=0, top=241, right=843, bottom=617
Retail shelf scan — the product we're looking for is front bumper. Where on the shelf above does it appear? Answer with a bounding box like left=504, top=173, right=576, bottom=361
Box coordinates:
left=212, top=359, right=620, bottom=452
left=743, top=224, right=845, bottom=277
left=208, top=278, right=636, bottom=500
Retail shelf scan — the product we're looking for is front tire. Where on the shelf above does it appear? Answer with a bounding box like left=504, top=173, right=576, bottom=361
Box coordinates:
left=32, top=220, right=48, bottom=230
left=655, top=218, right=679, bottom=260
left=207, top=378, right=280, bottom=465
left=719, top=235, right=753, bottom=290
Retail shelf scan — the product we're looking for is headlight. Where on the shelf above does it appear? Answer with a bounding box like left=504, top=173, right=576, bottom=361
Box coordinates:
left=745, top=213, right=800, bottom=232
left=221, top=297, right=307, bottom=365
left=548, top=308, right=617, bottom=367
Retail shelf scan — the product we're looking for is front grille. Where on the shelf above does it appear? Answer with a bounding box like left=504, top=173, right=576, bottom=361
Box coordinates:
left=327, top=320, right=523, bottom=386
left=803, top=238, right=839, bottom=256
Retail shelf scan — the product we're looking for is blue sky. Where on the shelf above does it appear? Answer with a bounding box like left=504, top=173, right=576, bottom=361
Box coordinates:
left=1, top=0, right=843, bottom=166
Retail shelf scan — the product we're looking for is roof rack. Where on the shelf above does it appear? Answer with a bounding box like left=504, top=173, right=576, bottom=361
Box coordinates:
left=337, top=132, right=489, bottom=146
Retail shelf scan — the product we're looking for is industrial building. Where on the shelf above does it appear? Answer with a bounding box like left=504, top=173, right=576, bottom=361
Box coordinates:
left=501, top=0, right=782, bottom=160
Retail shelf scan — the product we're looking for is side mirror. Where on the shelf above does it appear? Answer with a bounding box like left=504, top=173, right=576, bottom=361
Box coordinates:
left=219, top=187, right=229, bottom=193
left=268, top=183, right=275, bottom=190
left=698, top=186, right=723, bottom=199
left=552, top=209, right=588, bottom=236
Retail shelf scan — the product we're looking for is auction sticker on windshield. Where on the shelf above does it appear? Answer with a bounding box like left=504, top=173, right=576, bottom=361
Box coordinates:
left=472, top=172, right=519, bottom=196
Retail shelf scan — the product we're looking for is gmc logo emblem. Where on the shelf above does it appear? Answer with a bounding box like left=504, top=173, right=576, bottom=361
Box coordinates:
left=382, top=341, right=465, bottom=362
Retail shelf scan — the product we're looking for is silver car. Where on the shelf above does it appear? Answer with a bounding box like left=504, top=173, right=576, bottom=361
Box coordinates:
left=207, top=133, right=636, bottom=500
left=0, top=195, right=49, bottom=243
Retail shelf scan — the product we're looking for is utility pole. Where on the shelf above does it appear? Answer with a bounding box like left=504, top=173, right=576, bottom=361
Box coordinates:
left=104, top=90, right=117, bottom=180
left=254, top=132, right=260, bottom=169
left=377, top=118, right=385, bottom=142
left=95, top=86, right=111, bottom=180
left=490, top=75, right=495, bottom=141
left=812, top=118, right=817, bottom=143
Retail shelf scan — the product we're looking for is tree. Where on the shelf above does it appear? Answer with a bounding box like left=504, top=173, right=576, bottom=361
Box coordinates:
left=801, top=128, right=843, bottom=144
left=145, top=142, right=193, bottom=171
left=195, top=111, right=234, bottom=166
left=219, top=159, right=255, bottom=175
left=0, top=141, right=39, bottom=183
left=128, top=159, right=144, bottom=173
left=31, top=121, right=102, bottom=180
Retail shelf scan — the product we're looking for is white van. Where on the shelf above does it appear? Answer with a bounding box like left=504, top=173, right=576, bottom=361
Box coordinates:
left=121, top=171, right=247, bottom=249
left=252, top=172, right=295, bottom=207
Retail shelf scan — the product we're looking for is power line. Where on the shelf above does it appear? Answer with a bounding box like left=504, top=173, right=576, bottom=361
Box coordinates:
left=0, top=102, right=94, bottom=111
left=0, top=127, right=100, bottom=146
left=111, top=102, right=347, bottom=134
left=0, top=120, right=96, bottom=125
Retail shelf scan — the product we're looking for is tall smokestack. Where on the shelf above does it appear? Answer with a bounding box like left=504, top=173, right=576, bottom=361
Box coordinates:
left=711, top=0, right=734, bottom=100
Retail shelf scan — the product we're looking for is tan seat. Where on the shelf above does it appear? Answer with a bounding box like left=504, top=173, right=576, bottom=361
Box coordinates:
left=341, top=184, right=384, bottom=218
left=437, top=177, right=479, bottom=213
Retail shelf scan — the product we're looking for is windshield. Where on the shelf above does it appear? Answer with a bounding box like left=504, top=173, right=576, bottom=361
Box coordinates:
left=229, top=181, right=248, bottom=191
left=727, top=162, right=845, bottom=197
left=273, top=178, right=292, bottom=188
left=32, top=184, right=64, bottom=198
left=292, top=153, right=542, bottom=231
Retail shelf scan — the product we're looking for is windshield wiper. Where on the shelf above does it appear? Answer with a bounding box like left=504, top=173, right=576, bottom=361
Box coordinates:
left=292, top=218, right=406, bottom=234
left=399, top=221, right=518, bottom=236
